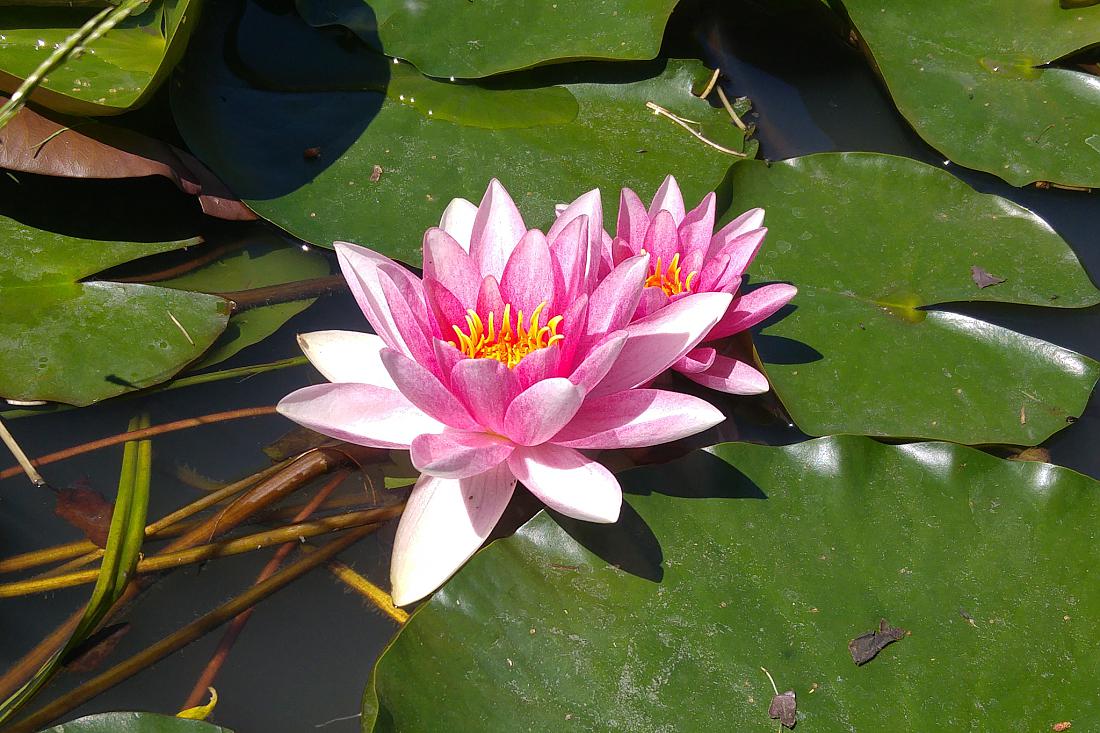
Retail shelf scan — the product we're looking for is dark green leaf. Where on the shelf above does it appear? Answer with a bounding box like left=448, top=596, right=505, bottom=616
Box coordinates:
left=0, top=216, right=229, bottom=405
left=41, top=712, right=233, bottom=732
left=294, top=0, right=680, bottom=78
left=836, top=0, right=1100, bottom=187
left=727, top=152, right=1100, bottom=444
left=172, top=1, right=755, bottom=259
left=364, top=436, right=1100, bottom=731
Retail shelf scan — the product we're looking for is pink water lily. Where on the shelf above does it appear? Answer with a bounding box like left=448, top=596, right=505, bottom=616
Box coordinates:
left=608, top=175, right=797, bottom=394
left=277, top=180, right=730, bottom=605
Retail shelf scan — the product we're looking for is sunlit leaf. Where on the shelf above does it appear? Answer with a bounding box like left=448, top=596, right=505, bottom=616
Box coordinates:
left=364, top=436, right=1100, bottom=731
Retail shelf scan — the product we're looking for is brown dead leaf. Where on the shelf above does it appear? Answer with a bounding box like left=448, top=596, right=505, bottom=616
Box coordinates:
left=768, top=690, right=796, bottom=729
left=1052, top=722, right=1072, bottom=732
left=849, top=618, right=907, bottom=665
left=1009, top=447, right=1052, bottom=463
left=54, top=479, right=113, bottom=548
left=970, top=265, right=1006, bottom=289
left=0, top=99, right=256, bottom=220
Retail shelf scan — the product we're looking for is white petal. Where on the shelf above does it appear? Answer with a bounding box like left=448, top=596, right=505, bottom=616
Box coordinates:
left=297, top=330, right=397, bottom=389
left=390, top=464, right=516, bottom=606
left=439, top=197, right=478, bottom=252
left=507, top=444, right=621, bottom=523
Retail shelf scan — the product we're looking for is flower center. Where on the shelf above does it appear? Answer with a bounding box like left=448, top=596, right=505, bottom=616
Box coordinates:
left=449, top=301, right=564, bottom=368
left=644, top=253, right=696, bottom=297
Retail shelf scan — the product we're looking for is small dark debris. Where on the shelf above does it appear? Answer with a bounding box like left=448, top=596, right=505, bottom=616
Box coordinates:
left=54, top=479, right=113, bottom=548
left=303, top=147, right=321, bottom=160
left=369, top=164, right=383, bottom=182
left=768, top=690, right=796, bottom=729
left=958, top=608, right=978, bottom=627
left=849, top=618, right=907, bottom=665
left=970, top=265, right=1006, bottom=289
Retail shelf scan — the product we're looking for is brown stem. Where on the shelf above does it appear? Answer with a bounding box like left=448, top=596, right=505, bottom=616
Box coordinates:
left=0, top=506, right=400, bottom=597
left=7, top=525, right=376, bottom=733
left=0, top=406, right=278, bottom=482
left=0, top=448, right=348, bottom=700
left=218, top=275, right=349, bottom=314
left=182, top=470, right=348, bottom=709
left=108, top=242, right=247, bottom=283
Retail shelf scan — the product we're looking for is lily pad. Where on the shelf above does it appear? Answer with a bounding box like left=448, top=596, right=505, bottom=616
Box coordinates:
left=159, top=235, right=331, bottom=368
left=171, top=0, right=756, bottom=260
left=42, top=712, right=233, bottom=732
left=363, top=436, right=1100, bottom=731
left=727, top=152, right=1100, bottom=445
left=834, top=0, right=1100, bottom=187
left=0, top=215, right=228, bottom=405
left=294, top=0, right=680, bottom=79
left=0, top=0, right=201, bottom=116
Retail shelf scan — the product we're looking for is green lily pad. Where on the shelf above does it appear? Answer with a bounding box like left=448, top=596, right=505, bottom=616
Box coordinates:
left=363, top=435, right=1100, bottom=731
left=42, top=712, right=233, bottom=732
left=294, top=0, right=680, bottom=79
left=0, top=0, right=200, bottom=116
left=159, top=235, right=331, bottom=369
left=0, top=215, right=228, bottom=406
left=171, top=0, right=755, bottom=260
left=834, top=0, right=1100, bottom=187
left=727, top=152, right=1100, bottom=445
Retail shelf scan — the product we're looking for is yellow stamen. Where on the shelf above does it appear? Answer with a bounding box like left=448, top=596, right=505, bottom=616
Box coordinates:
left=643, top=252, right=697, bottom=297
left=449, top=301, right=564, bottom=368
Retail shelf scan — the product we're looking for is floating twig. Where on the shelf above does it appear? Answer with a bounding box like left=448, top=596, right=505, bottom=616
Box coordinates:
left=644, top=101, right=748, bottom=157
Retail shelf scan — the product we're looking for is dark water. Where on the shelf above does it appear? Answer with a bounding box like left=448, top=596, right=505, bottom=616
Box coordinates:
left=1, top=2, right=1098, bottom=731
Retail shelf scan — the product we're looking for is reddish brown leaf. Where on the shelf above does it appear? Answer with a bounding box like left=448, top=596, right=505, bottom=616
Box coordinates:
left=849, top=618, right=907, bottom=665
left=0, top=99, right=256, bottom=221
left=768, top=690, right=797, bottom=729
left=54, top=479, right=113, bottom=548
left=970, top=265, right=1006, bottom=289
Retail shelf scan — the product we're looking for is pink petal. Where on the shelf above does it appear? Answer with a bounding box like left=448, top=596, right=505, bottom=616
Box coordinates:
left=425, top=279, right=469, bottom=341
left=333, top=241, right=407, bottom=353
left=590, top=291, right=732, bottom=397
left=296, top=330, right=396, bottom=389
left=470, top=179, right=526, bottom=282
left=554, top=293, right=589, bottom=370
left=423, top=227, right=479, bottom=309
left=377, top=267, right=437, bottom=372
left=552, top=389, right=724, bottom=448
left=678, top=192, right=716, bottom=263
left=634, top=286, right=670, bottom=319
left=277, top=383, right=442, bottom=449
left=390, top=465, right=516, bottom=606
left=648, top=174, right=686, bottom=224
left=548, top=188, right=603, bottom=290
left=586, top=253, right=648, bottom=336
left=567, top=332, right=626, bottom=392
left=450, top=357, right=520, bottom=435
left=507, top=444, right=621, bottom=522
left=503, top=378, right=584, bottom=446
left=512, top=343, right=562, bottom=389
left=708, top=283, right=798, bottom=341
left=410, top=429, right=514, bottom=479
left=616, top=187, right=649, bottom=247
left=433, top=339, right=465, bottom=385
left=644, top=209, right=681, bottom=270
left=673, top=346, right=717, bottom=374
left=710, top=208, right=765, bottom=257
left=475, top=275, right=505, bottom=319
left=439, top=197, right=478, bottom=252
left=501, top=229, right=555, bottom=316
left=548, top=215, right=588, bottom=307
left=695, top=252, right=731, bottom=293
left=711, top=227, right=768, bottom=281
left=683, top=354, right=770, bottom=395
left=380, top=349, right=480, bottom=430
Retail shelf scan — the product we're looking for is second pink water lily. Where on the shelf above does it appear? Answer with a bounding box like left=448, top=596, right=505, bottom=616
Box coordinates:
left=278, top=180, right=730, bottom=605
left=609, top=175, right=797, bottom=395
